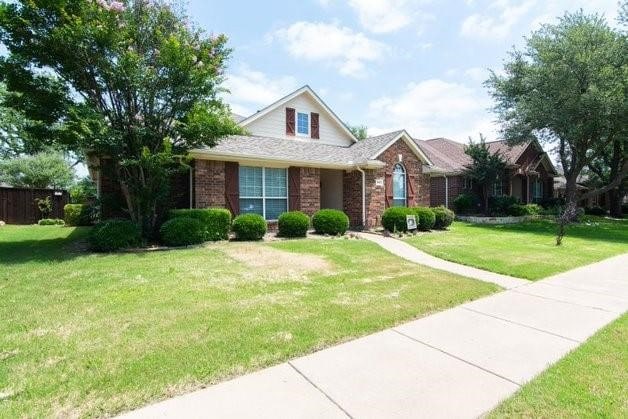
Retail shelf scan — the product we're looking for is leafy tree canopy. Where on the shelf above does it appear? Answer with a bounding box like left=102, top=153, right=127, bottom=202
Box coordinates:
left=348, top=124, right=368, bottom=140
left=0, top=151, right=75, bottom=189
left=463, top=134, right=507, bottom=212
left=0, top=0, right=243, bottom=236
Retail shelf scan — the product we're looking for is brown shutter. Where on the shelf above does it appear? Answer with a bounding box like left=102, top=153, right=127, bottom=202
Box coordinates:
left=286, top=108, right=295, bottom=136
left=311, top=112, right=319, bottom=139
left=288, top=167, right=301, bottom=210
left=385, top=171, right=393, bottom=208
left=407, top=174, right=416, bottom=207
left=224, top=162, right=239, bottom=216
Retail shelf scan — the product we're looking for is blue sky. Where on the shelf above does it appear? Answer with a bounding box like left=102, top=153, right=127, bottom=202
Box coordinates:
left=191, top=0, right=621, bottom=142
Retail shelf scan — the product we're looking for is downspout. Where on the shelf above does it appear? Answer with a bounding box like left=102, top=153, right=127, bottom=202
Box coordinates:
left=444, top=175, right=449, bottom=209
left=356, top=166, right=366, bottom=228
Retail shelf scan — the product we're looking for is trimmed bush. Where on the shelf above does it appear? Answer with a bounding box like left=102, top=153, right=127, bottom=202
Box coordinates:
left=431, top=206, right=455, bottom=229
left=585, top=206, right=606, bottom=216
left=64, top=204, right=92, bottom=226
left=169, top=208, right=231, bottom=241
left=312, top=209, right=349, bottom=235
left=278, top=211, right=310, bottom=237
left=525, top=204, right=542, bottom=215
left=160, top=217, right=205, bottom=247
left=413, top=207, right=436, bottom=231
left=453, top=193, right=478, bottom=214
left=381, top=207, right=415, bottom=232
left=489, top=195, right=519, bottom=216
left=507, top=204, right=527, bottom=216
left=89, top=219, right=142, bottom=252
left=232, top=213, right=267, bottom=241
left=38, top=218, right=65, bottom=226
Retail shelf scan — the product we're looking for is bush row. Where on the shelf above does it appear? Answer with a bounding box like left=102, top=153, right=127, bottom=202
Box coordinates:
left=381, top=206, right=454, bottom=232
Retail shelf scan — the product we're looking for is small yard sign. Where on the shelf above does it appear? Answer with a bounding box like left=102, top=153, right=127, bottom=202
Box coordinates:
left=406, top=214, right=417, bottom=231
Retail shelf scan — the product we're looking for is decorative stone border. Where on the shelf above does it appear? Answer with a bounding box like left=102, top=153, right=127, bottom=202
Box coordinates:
left=456, top=215, right=536, bottom=224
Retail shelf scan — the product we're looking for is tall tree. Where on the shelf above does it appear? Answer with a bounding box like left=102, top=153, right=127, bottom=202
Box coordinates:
left=348, top=124, right=368, bottom=140
left=0, top=151, right=75, bottom=189
left=486, top=11, right=628, bottom=231
left=0, top=0, right=243, bottom=237
left=463, top=135, right=507, bottom=213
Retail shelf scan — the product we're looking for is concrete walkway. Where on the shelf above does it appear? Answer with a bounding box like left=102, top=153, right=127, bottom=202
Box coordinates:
left=358, top=233, right=529, bottom=289
left=119, top=252, right=628, bottom=419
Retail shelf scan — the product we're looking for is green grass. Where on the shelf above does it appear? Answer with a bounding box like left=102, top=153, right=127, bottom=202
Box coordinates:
left=406, top=217, right=628, bottom=280
left=491, top=314, right=628, bottom=418
left=0, top=225, right=498, bottom=417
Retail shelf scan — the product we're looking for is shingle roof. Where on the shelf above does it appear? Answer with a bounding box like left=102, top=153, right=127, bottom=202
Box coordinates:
left=350, top=130, right=405, bottom=160
left=415, top=137, right=532, bottom=174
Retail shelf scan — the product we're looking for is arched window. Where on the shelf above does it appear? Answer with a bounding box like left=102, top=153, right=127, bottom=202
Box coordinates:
left=392, top=163, right=406, bottom=207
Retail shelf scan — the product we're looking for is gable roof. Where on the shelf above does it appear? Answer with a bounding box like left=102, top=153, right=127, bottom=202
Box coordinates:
left=352, top=130, right=433, bottom=165
left=237, top=85, right=359, bottom=143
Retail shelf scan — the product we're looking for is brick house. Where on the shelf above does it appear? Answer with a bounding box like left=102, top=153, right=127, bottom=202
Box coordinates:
left=93, top=85, right=556, bottom=226
left=417, top=137, right=558, bottom=209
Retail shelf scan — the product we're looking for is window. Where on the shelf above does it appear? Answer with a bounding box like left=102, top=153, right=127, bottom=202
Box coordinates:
left=464, top=177, right=473, bottom=190
left=239, top=166, right=288, bottom=220
left=297, top=112, right=309, bottom=136
left=532, top=178, right=543, bottom=201
left=392, top=163, right=406, bottom=207
left=492, top=176, right=503, bottom=196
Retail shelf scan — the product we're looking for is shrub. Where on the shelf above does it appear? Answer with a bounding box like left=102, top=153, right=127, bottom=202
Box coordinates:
left=507, top=204, right=527, bottom=216
left=64, top=204, right=92, bottom=226
left=585, top=206, right=606, bottom=216
left=489, top=195, right=519, bottom=216
left=431, top=206, right=455, bottom=229
left=38, top=218, right=65, bottom=226
left=413, top=207, right=436, bottom=231
left=159, top=217, right=205, bottom=246
left=312, top=209, right=350, bottom=235
left=539, top=196, right=565, bottom=209
left=381, top=207, right=415, bottom=232
left=525, top=204, right=542, bottom=215
left=232, top=213, right=267, bottom=240
left=453, top=193, right=478, bottom=214
left=89, top=219, right=142, bottom=252
left=169, top=208, right=231, bottom=241
left=278, top=211, right=310, bottom=237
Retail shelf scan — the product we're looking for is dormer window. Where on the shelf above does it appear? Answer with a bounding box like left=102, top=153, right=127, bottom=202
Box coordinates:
left=297, top=112, right=310, bottom=136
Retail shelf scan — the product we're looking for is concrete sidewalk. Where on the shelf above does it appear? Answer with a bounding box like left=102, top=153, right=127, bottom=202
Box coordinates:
left=119, top=253, right=628, bottom=419
left=357, top=233, right=529, bottom=289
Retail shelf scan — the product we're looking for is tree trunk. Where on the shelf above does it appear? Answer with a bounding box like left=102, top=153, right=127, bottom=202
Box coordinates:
left=556, top=173, right=579, bottom=246
left=608, top=186, right=623, bottom=218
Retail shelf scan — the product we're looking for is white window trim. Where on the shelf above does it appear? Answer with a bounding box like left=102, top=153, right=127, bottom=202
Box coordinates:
left=492, top=176, right=503, bottom=197
left=392, top=163, right=407, bottom=207
left=239, top=167, right=289, bottom=221
left=533, top=178, right=543, bottom=200
left=296, top=110, right=310, bottom=137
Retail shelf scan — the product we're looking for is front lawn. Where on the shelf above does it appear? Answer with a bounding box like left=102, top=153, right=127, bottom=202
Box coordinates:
left=0, top=225, right=498, bottom=417
left=405, top=217, right=628, bottom=280
left=491, top=313, right=628, bottom=418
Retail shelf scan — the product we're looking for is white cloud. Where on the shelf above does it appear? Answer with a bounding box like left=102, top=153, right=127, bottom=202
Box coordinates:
left=529, top=0, right=619, bottom=29
left=461, top=0, right=536, bottom=40
left=223, top=65, right=298, bottom=116
left=347, top=0, right=432, bottom=33
left=367, top=79, right=498, bottom=141
left=464, top=67, right=489, bottom=83
left=272, top=21, right=386, bottom=78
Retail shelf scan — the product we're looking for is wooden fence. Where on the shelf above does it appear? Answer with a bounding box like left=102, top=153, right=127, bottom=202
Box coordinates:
left=0, top=187, right=69, bottom=224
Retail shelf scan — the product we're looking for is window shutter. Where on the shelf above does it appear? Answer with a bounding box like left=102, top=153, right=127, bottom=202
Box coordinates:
left=286, top=108, right=295, bottom=136
left=224, top=162, right=240, bottom=216
left=407, top=174, right=416, bottom=206
left=288, top=167, right=301, bottom=210
left=385, top=171, right=393, bottom=208
left=311, top=112, right=320, bottom=139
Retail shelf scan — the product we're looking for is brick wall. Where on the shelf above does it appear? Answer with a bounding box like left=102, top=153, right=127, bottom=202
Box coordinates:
left=194, top=160, right=225, bottom=208
left=430, top=175, right=465, bottom=208
left=299, top=167, right=320, bottom=216
left=343, top=170, right=363, bottom=227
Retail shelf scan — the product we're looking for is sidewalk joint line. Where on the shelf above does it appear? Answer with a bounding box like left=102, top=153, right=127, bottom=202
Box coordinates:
left=288, top=362, right=354, bottom=419
left=533, top=281, right=628, bottom=300
left=461, top=307, right=582, bottom=343
left=511, top=289, right=616, bottom=313
left=391, top=329, right=522, bottom=387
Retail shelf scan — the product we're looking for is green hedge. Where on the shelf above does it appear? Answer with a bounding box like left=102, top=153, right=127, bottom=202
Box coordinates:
left=89, top=219, right=142, bottom=252
left=169, top=208, right=231, bottom=241
left=64, top=204, right=92, bottom=226
left=232, top=213, right=267, bottom=241
left=160, top=217, right=205, bottom=246
left=413, top=207, right=436, bottom=231
left=312, top=209, right=349, bottom=235
left=38, top=218, right=65, bottom=226
left=381, top=207, right=415, bottom=232
left=278, top=211, right=310, bottom=238
left=431, top=206, right=455, bottom=229
left=453, top=193, right=478, bottom=214
left=508, top=203, right=542, bottom=216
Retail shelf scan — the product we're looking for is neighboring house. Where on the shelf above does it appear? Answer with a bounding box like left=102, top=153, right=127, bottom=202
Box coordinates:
left=94, top=85, right=557, bottom=227
left=418, top=137, right=558, bottom=209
